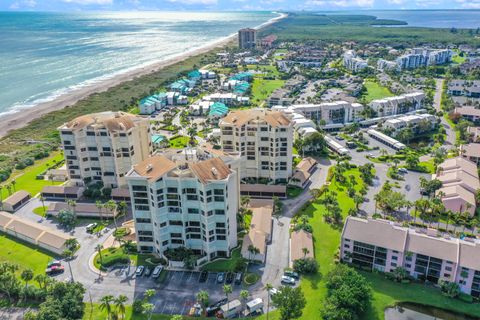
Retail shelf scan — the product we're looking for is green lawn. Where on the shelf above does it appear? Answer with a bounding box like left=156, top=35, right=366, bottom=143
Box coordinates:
left=251, top=78, right=285, bottom=106
left=201, top=246, right=245, bottom=272
left=452, top=50, right=467, bottom=64
left=84, top=305, right=202, bottom=320
left=0, top=234, right=55, bottom=275
left=93, top=247, right=158, bottom=270
left=363, top=80, right=394, bottom=103
left=33, top=206, right=47, bottom=217
left=256, top=165, right=480, bottom=320
left=287, top=186, right=303, bottom=198
left=0, top=152, right=64, bottom=199
left=168, top=136, right=190, bottom=149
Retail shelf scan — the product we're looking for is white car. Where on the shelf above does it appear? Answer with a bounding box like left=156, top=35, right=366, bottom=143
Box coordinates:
left=152, top=265, right=163, bottom=278
left=269, top=288, right=279, bottom=296
left=281, top=276, right=295, bottom=285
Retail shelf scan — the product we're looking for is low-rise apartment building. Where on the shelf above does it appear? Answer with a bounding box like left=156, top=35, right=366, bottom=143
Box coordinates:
left=382, top=113, right=437, bottom=136
left=219, top=109, right=293, bottom=183
left=447, top=80, right=480, bottom=98
left=370, top=92, right=425, bottom=117
left=461, top=143, right=480, bottom=165
left=454, top=107, right=480, bottom=124
left=435, top=157, right=479, bottom=216
left=126, top=148, right=239, bottom=261
left=343, top=50, right=368, bottom=72
left=468, top=126, right=480, bottom=142
left=341, top=217, right=480, bottom=297
left=59, top=111, right=151, bottom=188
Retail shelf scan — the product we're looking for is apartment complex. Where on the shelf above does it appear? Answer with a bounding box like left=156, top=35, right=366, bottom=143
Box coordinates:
left=369, top=92, right=425, bottom=117
left=447, top=80, right=480, bottom=98
left=396, top=48, right=452, bottom=70
left=219, top=109, right=293, bottom=183
left=460, top=143, right=480, bottom=165
left=126, top=148, right=240, bottom=261
left=341, top=217, right=480, bottom=297
left=59, top=111, right=151, bottom=188
left=343, top=50, right=368, bottom=72
left=238, top=28, right=257, bottom=49
left=382, top=113, right=437, bottom=136
left=454, top=107, right=480, bottom=124
left=434, top=157, right=479, bottom=216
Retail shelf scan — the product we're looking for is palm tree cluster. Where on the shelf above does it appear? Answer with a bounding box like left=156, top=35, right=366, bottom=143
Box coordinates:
left=99, top=294, right=129, bottom=320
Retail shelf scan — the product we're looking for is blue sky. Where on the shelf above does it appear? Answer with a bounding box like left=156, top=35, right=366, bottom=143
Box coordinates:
left=3, top=0, right=480, bottom=11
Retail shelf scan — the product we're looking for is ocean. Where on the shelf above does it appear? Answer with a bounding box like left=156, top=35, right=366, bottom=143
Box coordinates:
left=1, top=10, right=479, bottom=118
left=0, top=11, right=276, bottom=116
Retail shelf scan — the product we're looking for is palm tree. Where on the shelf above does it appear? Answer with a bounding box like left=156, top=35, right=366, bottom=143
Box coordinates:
left=196, top=290, right=209, bottom=316
left=0, top=185, right=3, bottom=210
left=100, top=295, right=114, bottom=320
left=264, top=283, right=273, bottom=320
left=96, top=244, right=104, bottom=265
left=240, top=290, right=249, bottom=313
left=63, top=248, right=75, bottom=282
left=223, top=284, right=233, bottom=314
left=39, top=194, right=46, bottom=216
left=114, top=295, right=128, bottom=320
left=117, top=200, right=128, bottom=224
left=6, top=184, right=12, bottom=196
left=11, top=179, right=16, bottom=192
left=105, top=199, right=118, bottom=230
left=67, top=200, right=77, bottom=219
left=20, top=268, right=34, bottom=302
left=302, top=247, right=310, bottom=259
left=96, top=200, right=104, bottom=224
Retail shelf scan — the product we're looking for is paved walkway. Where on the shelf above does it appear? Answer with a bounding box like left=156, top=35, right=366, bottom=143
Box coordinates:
left=434, top=78, right=456, bottom=148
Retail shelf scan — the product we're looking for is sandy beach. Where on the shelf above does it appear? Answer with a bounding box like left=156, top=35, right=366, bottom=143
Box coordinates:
left=0, top=12, right=286, bottom=139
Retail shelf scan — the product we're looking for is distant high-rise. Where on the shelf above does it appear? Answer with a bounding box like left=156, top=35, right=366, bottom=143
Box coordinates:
left=238, top=28, right=257, bottom=49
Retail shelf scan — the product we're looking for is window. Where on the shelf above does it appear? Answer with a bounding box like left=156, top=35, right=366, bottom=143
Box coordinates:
left=188, top=208, right=199, bottom=214
left=344, top=244, right=350, bottom=249
left=160, top=222, right=167, bottom=228
left=216, top=223, right=225, bottom=228
left=136, top=218, right=151, bottom=223
left=392, top=256, right=398, bottom=261
left=215, top=209, right=225, bottom=215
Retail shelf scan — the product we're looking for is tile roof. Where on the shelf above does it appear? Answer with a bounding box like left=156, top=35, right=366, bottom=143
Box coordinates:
left=130, top=155, right=176, bottom=182
left=62, top=111, right=142, bottom=132
left=3, top=190, right=30, bottom=206
left=290, top=230, right=314, bottom=261
left=189, top=157, right=232, bottom=184
left=221, top=109, right=291, bottom=128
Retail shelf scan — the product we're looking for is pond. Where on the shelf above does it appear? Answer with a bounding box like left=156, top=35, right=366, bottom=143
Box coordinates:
left=385, top=302, right=480, bottom=320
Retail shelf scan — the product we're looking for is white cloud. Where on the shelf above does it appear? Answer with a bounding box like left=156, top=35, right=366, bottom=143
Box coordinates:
left=456, top=0, right=480, bottom=8
left=387, top=0, right=405, bottom=4
left=305, top=0, right=375, bottom=8
left=62, top=0, right=113, bottom=4
left=167, top=0, right=218, bottom=4
left=9, top=0, right=36, bottom=9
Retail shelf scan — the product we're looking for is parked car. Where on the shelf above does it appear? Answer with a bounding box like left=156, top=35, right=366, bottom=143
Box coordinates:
left=269, top=288, right=279, bottom=296
left=144, top=267, right=151, bottom=277
left=47, top=260, right=62, bottom=268
left=398, top=168, right=408, bottom=174
left=152, top=266, right=163, bottom=278
left=217, top=272, right=225, bottom=283
left=135, top=266, right=145, bottom=276
left=86, top=223, right=97, bottom=233
left=284, top=271, right=299, bottom=280
left=199, top=271, right=208, bottom=283
left=46, top=265, right=65, bottom=275
left=281, top=275, right=295, bottom=285
left=234, top=272, right=243, bottom=285
left=226, top=272, right=234, bottom=284
left=211, top=298, right=228, bottom=308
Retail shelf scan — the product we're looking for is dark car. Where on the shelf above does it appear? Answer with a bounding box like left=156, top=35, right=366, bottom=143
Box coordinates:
left=234, top=272, right=243, bottom=285
left=210, top=298, right=228, bottom=308
left=199, top=271, right=208, bottom=283
left=284, top=271, right=299, bottom=280
left=226, top=272, right=234, bottom=284
left=216, top=272, right=225, bottom=283
left=46, top=265, right=65, bottom=275
left=206, top=306, right=221, bottom=317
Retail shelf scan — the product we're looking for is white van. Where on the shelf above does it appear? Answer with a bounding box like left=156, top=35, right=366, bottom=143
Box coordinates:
left=245, top=298, right=264, bottom=315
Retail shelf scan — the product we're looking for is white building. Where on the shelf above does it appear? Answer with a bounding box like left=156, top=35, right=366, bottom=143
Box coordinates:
left=59, top=111, right=151, bottom=188
left=219, top=109, right=293, bottom=183
left=126, top=148, right=239, bottom=261
left=343, top=50, right=368, bottom=72
left=396, top=48, right=452, bottom=70
left=370, top=92, right=425, bottom=117
left=382, top=113, right=437, bottom=135
left=377, top=59, right=398, bottom=71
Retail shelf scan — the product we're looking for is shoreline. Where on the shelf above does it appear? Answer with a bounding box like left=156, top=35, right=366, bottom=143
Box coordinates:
left=0, top=12, right=286, bottom=139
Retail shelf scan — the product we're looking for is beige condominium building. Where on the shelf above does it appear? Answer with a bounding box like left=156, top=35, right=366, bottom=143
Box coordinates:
left=238, top=28, right=257, bottom=49
left=59, top=111, right=151, bottom=188
left=341, top=217, right=480, bottom=297
left=126, top=147, right=239, bottom=262
left=219, top=109, right=293, bottom=184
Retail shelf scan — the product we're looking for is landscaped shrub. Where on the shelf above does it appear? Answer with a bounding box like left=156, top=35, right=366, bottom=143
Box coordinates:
left=293, top=258, right=319, bottom=274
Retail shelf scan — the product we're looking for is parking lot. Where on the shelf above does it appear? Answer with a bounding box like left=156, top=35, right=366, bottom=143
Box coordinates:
left=100, top=268, right=248, bottom=315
